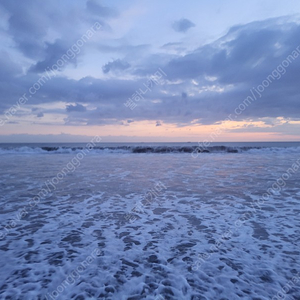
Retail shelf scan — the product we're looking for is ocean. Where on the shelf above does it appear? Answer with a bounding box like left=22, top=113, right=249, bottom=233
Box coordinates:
left=0, top=142, right=300, bottom=299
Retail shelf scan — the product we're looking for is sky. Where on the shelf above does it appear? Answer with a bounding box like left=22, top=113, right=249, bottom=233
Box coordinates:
left=1, top=0, right=300, bottom=142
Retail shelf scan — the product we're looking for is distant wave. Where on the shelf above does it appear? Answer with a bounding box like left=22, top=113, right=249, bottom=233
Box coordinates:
left=0, top=145, right=299, bottom=155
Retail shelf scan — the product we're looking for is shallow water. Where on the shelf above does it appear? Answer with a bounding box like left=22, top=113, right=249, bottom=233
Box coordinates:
left=0, top=150, right=300, bottom=299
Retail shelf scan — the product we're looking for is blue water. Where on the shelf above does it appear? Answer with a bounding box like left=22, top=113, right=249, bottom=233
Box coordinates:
left=0, top=144, right=299, bottom=299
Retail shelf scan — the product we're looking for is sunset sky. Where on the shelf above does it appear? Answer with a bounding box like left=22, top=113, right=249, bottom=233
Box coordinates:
left=1, top=0, right=300, bottom=142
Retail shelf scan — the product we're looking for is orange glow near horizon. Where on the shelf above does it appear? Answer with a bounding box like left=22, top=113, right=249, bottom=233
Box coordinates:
left=1, top=118, right=300, bottom=142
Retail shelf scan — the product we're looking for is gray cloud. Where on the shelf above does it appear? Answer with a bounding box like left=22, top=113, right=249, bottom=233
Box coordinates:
left=1, top=15, right=300, bottom=133
left=30, top=39, right=79, bottom=73
left=102, top=59, right=131, bottom=74
left=36, top=112, right=44, bottom=118
left=86, top=0, right=119, bottom=18
left=172, top=18, right=195, bottom=33
left=0, top=0, right=117, bottom=72
left=66, top=103, right=87, bottom=113
left=0, top=0, right=50, bottom=59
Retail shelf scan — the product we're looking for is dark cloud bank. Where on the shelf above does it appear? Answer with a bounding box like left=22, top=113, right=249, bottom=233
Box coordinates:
left=0, top=0, right=300, bottom=135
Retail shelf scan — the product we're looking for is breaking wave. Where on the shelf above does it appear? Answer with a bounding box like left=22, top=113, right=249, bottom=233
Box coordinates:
left=0, top=145, right=299, bottom=155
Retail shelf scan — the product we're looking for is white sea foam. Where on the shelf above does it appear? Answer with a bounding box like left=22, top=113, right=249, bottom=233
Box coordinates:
left=0, top=142, right=299, bottom=156
left=0, top=151, right=300, bottom=299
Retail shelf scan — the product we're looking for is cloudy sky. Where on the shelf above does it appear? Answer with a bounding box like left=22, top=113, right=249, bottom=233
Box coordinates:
left=1, top=0, right=300, bottom=142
